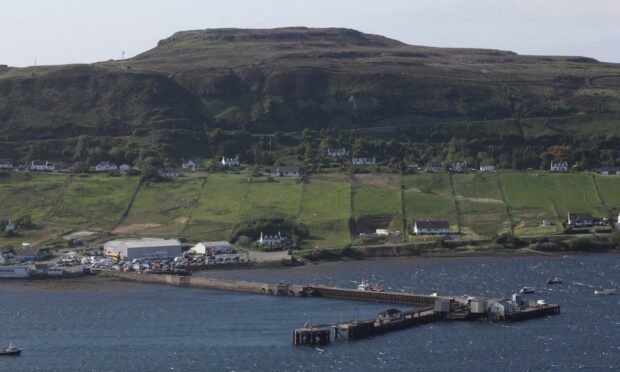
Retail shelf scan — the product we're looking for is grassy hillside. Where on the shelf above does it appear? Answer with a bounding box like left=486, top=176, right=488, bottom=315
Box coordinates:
left=2, top=171, right=620, bottom=248
left=299, top=175, right=352, bottom=248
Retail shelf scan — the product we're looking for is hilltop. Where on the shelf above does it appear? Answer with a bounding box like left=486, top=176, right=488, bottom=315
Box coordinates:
left=1, top=27, right=620, bottom=166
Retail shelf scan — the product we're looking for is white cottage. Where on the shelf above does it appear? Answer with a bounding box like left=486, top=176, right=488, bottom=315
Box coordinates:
left=0, top=159, right=14, bottom=169
left=352, top=157, right=376, bottom=165
left=221, top=156, right=240, bottom=167
left=270, top=166, right=300, bottom=177
left=158, top=169, right=180, bottom=179
left=257, top=232, right=288, bottom=249
left=30, top=160, right=55, bottom=172
left=550, top=161, right=569, bottom=172
left=95, top=161, right=118, bottom=172
left=119, top=164, right=131, bottom=172
left=182, top=159, right=203, bottom=171
left=413, top=220, right=450, bottom=235
left=327, top=148, right=347, bottom=157
left=480, top=165, right=496, bottom=172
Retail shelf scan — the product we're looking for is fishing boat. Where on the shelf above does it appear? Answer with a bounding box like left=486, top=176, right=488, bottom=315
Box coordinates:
left=519, top=287, right=536, bottom=294
left=357, top=280, right=385, bottom=292
left=594, top=288, right=616, bottom=296
left=546, top=277, right=562, bottom=285
left=0, top=342, right=22, bottom=356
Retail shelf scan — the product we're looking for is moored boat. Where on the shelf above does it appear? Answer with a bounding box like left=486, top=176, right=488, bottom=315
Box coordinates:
left=357, top=281, right=385, bottom=292
left=519, top=287, right=536, bottom=294
left=0, top=342, right=22, bottom=356
left=594, top=288, right=616, bottom=296
left=546, top=277, right=562, bottom=285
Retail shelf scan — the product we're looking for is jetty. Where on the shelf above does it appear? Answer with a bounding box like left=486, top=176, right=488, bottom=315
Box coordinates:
left=102, top=271, right=561, bottom=346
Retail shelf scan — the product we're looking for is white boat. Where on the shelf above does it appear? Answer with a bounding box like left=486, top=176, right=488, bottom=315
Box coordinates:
left=357, top=281, right=384, bottom=292
left=519, top=287, right=536, bottom=294
left=594, top=288, right=616, bottom=296
left=0, top=342, right=22, bottom=356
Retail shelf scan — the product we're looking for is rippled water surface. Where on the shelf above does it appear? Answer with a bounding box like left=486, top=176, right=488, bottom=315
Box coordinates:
left=1, top=254, right=619, bottom=371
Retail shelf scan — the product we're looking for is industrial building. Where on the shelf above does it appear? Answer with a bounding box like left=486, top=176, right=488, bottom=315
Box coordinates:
left=104, top=238, right=183, bottom=260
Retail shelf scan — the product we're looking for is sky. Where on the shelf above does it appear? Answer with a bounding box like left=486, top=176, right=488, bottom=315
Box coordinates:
left=1, top=0, right=619, bottom=67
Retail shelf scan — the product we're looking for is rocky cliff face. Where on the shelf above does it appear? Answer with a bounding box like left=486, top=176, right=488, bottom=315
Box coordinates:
left=1, top=27, right=620, bottom=142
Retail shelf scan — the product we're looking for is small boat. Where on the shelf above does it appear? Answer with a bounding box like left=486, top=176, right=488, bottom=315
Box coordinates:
left=357, top=281, right=385, bottom=292
left=519, top=287, right=536, bottom=294
left=0, top=342, right=22, bottom=356
left=594, top=288, right=616, bottom=296
left=546, top=277, right=562, bottom=285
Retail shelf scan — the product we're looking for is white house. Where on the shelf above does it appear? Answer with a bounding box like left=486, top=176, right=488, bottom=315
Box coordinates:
left=192, top=241, right=234, bottom=255
left=352, top=157, right=376, bottom=165
left=0, top=159, right=13, bottom=169
left=600, top=166, right=620, bottom=175
left=182, top=159, right=203, bottom=171
left=158, top=169, right=180, bottom=179
left=480, top=165, right=496, bottom=172
left=257, top=232, right=288, bottom=249
left=413, top=220, right=450, bottom=235
left=327, top=148, right=347, bottom=157
left=221, top=156, right=240, bottom=167
left=376, top=229, right=390, bottom=236
left=4, top=219, right=15, bottom=233
left=95, top=161, right=118, bottom=172
left=617, top=212, right=620, bottom=224
left=270, top=166, right=300, bottom=177
left=567, top=212, right=593, bottom=227
left=550, top=161, right=569, bottom=172
left=450, top=162, right=469, bottom=173
left=30, top=160, right=55, bottom=172
left=119, top=164, right=131, bottom=172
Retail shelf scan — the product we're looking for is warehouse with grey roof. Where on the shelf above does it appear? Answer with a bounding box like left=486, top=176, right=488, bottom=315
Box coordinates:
left=104, top=238, right=183, bottom=260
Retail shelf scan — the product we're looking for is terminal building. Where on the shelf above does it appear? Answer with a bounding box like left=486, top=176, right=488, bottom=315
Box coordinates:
left=104, top=238, right=183, bottom=260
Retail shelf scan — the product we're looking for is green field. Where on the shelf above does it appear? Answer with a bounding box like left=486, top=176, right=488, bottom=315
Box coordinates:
left=118, top=177, right=205, bottom=236
left=48, top=176, right=139, bottom=228
left=0, top=173, right=68, bottom=222
left=2, top=171, right=620, bottom=247
left=452, top=173, right=510, bottom=237
left=299, top=176, right=352, bottom=248
left=183, top=174, right=248, bottom=240
left=402, top=173, right=457, bottom=231
left=500, top=172, right=605, bottom=235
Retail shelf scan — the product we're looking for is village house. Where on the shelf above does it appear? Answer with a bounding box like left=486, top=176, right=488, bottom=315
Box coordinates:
left=182, top=159, right=203, bottom=171
left=352, top=157, right=376, bottom=165
left=221, top=156, right=240, bottom=167
left=119, top=164, right=131, bottom=172
left=158, top=169, right=180, bottom=179
left=450, top=161, right=469, bottom=173
left=567, top=212, right=594, bottom=228
left=550, top=161, right=569, bottom=172
left=600, top=166, right=620, bottom=175
left=617, top=212, right=620, bottom=224
left=95, top=161, right=118, bottom=172
left=480, top=165, right=496, bottom=172
left=375, top=229, right=390, bottom=236
left=192, top=241, right=234, bottom=255
left=413, top=220, right=451, bottom=235
left=29, top=160, right=55, bottom=172
left=257, top=231, right=289, bottom=249
left=270, top=166, right=300, bottom=177
left=0, top=159, right=13, bottom=169
left=327, top=148, right=347, bottom=157
left=425, top=162, right=443, bottom=173
left=4, top=219, right=15, bottom=233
